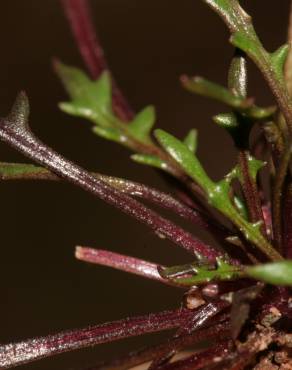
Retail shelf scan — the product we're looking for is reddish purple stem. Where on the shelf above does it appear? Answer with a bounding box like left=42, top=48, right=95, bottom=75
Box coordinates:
left=283, top=183, right=292, bottom=258
left=149, top=301, right=229, bottom=369
left=61, top=0, right=133, bottom=121
left=0, top=93, right=220, bottom=262
left=86, top=321, right=230, bottom=370
left=107, top=176, right=228, bottom=238
left=0, top=309, right=194, bottom=369
left=75, top=246, right=177, bottom=286
left=157, top=341, right=231, bottom=370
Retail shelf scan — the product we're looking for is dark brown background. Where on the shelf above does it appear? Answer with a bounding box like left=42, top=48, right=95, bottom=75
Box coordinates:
left=0, top=1, right=289, bottom=369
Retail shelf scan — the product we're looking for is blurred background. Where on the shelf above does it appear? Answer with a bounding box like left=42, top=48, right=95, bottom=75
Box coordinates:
left=0, top=1, right=290, bottom=369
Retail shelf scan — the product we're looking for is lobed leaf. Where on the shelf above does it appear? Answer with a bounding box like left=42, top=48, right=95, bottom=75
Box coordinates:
left=154, top=129, right=213, bottom=190
left=131, top=154, right=169, bottom=171
left=183, top=129, right=198, bottom=153
left=181, top=75, right=245, bottom=108
left=127, top=106, right=155, bottom=143
left=271, top=44, right=290, bottom=82
left=56, top=61, right=114, bottom=126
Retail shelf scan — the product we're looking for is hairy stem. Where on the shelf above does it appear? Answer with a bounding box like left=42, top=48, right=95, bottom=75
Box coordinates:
left=86, top=321, right=230, bottom=370
left=157, top=341, right=231, bottom=370
left=75, top=246, right=177, bottom=286
left=0, top=309, right=193, bottom=369
left=149, top=301, right=229, bottom=369
left=283, top=183, right=292, bottom=258
left=272, top=142, right=292, bottom=252
left=0, top=93, right=221, bottom=262
left=0, top=162, right=229, bottom=242
left=238, top=151, right=267, bottom=237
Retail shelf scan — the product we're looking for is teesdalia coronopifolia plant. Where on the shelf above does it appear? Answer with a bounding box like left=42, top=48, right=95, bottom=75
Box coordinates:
left=0, top=1, right=292, bottom=369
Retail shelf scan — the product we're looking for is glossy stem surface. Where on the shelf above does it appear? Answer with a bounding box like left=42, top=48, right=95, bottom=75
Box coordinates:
left=0, top=309, right=193, bottom=369
left=87, top=321, right=230, bottom=370
left=0, top=95, right=220, bottom=262
left=75, top=246, right=176, bottom=286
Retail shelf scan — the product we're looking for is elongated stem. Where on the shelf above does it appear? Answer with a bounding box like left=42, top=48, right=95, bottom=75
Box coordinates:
left=75, top=246, right=177, bottom=286
left=0, top=163, right=228, bottom=241
left=86, top=321, right=230, bottom=370
left=156, top=341, right=231, bottom=370
left=60, top=0, right=133, bottom=121
left=0, top=308, right=193, bottom=369
left=283, top=183, right=292, bottom=258
left=238, top=151, right=267, bottom=237
left=227, top=52, right=267, bottom=238
left=0, top=94, right=221, bottom=262
left=149, top=301, right=229, bottom=369
left=272, top=142, right=292, bottom=252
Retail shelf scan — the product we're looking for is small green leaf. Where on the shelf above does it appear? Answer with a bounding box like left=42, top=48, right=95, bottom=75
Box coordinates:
left=271, top=44, right=289, bottom=81
left=234, top=196, right=248, bottom=219
left=93, top=72, right=112, bottom=112
left=131, top=154, right=169, bottom=171
left=236, top=154, right=265, bottom=182
left=127, top=106, right=155, bottom=143
left=228, top=50, right=247, bottom=98
left=154, top=129, right=213, bottom=190
left=155, top=130, right=280, bottom=262
left=246, top=261, right=292, bottom=286
left=55, top=61, right=92, bottom=100
left=182, top=75, right=245, bottom=108
left=93, top=126, right=126, bottom=144
left=56, top=62, right=115, bottom=126
left=0, top=162, right=47, bottom=179
left=247, top=155, right=265, bottom=181
left=213, top=112, right=238, bottom=129
left=230, top=31, right=262, bottom=61
left=183, top=129, right=197, bottom=153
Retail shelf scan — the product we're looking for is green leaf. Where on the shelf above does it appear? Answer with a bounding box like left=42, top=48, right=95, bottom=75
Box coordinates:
left=182, top=75, right=245, bottom=108
left=246, top=155, right=265, bottom=181
left=56, top=61, right=115, bottom=126
left=183, top=75, right=274, bottom=121
left=127, top=106, right=155, bottom=143
left=230, top=31, right=262, bottom=61
left=246, top=261, right=292, bottom=286
left=235, top=154, right=265, bottom=182
left=234, top=196, right=248, bottom=219
left=213, top=112, right=238, bottom=129
left=183, top=129, right=197, bottom=153
left=271, top=44, right=289, bottom=81
left=154, top=129, right=213, bottom=190
left=228, top=50, right=247, bottom=98
left=0, top=162, right=47, bottom=179
left=154, top=129, right=280, bottom=261
left=131, top=154, right=169, bottom=171
left=93, top=126, right=126, bottom=145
